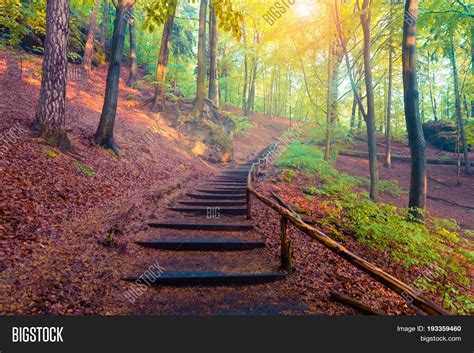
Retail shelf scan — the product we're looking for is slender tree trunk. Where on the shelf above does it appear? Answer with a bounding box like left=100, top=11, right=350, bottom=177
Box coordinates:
left=34, top=0, right=71, bottom=150
left=427, top=57, right=438, bottom=121
left=247, top=60, right=257, bottom=116
left=152, top=6, right=176, bottom=111
left=242, top=19, right=248, bottom=115
left=83, top=0, right=101, bottom=73
left=127, top=13, right=137, bottom=87
left=449, top=39, right=471, bottom=175
left=384, top=10, right=393, bottom=168
left=402, top=0, right=426, bottom=220
left=94, top=0, right=133, bottom=155
left=208, top=3, right=218, bottom=104
left=193, top=0, right=207, bottom=116
left=100, top=0, right=109, bottom=52
left=324, top=44, right=333, bottom=161
left=350, top=93, right=357, bottom=132
left=360, top=0, right=379, bottom=201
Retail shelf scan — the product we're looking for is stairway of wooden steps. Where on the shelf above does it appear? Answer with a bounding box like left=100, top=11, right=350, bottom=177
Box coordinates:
left=123, top=155, right=305, bottom=314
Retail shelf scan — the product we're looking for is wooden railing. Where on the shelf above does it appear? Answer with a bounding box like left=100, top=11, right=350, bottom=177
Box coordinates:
left=245, top=154, right=450, bottom=316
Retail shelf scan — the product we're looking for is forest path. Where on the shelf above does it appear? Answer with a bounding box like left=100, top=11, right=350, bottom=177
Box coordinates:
left=121, top=150, right=309, bottom=315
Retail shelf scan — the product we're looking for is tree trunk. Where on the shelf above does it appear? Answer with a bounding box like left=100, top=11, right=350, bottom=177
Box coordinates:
left=428, top=62, right=438, bottom=121
left=246, top=60, right=257, bottom=116
left=324, top=44, right=333, bottom=161
left=193, top=0, right=207, bottom=116
left=448, top=39, right=471, bottom=175
left=83, top=0, right=101, bottom=73
left=152, top=6, right=176, bottom=111
left=384, top=9, right=393, bottom=168
left=360, top=0, right=379, bottom=201
left=94, top=0, right=133, bottom=155
left=100, top=0, right=109, bottom=52
left=208, top=3, right=218, bottom=104
left=350, top=94, right=357, bottom=132
left=242, top=19, right=249, bottom=115
left=34, top=0, right=71, bottom=150
left=127, top=13, right=137, bottom=87
left=402, top=0, right=426, bottom=220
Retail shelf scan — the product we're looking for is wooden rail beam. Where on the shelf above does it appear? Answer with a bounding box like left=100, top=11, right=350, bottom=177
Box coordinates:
left=247, top=186, right=451, bottom=316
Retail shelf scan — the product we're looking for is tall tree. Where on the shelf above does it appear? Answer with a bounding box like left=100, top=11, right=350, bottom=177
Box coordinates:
left=100, top=0, right=110, bottom=53
left=127, top=11, right=137, bottom=87
left=94, top=0, right=134, bottom=155
left=359, top=0, right=380, bottom=200
left=402, top=0, right=426, bottom=220
left=152, top=3, right=177, bottom=111
left=384, top=0, right=394, bottom=168
left=82, top=0, right=101, bottom=73
left=194, top=0, right=208, bottom=116
left=34, top=0, right=70, bottom=149
left=324, top=43, right=334, bottom=161
left=334, top=0, right=379, bottom=201
left=448, top=38, right=471, bottom=175
left=208, top=2, right=218, bottom=104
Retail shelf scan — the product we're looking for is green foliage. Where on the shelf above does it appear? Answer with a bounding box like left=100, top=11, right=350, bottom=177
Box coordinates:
left=45, top=149, right=58, bottom=158
left=280, top=169, right=297, bottom=182
left=229, top=114, right=253, bottom=134
left=379, top=179, right=406, bottom=197
left=276, top=140, right=473, bottom=314
left=75, top=162, right=95, bottom=177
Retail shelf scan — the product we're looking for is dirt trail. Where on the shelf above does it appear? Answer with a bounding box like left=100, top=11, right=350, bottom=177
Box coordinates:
left=0, top=50, right=288, bottom=314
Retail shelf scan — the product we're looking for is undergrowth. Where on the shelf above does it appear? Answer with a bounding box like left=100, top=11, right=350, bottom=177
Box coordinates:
left=276, top=141, right=473, bottom=314
left=228, top=113, right=254, bottom=135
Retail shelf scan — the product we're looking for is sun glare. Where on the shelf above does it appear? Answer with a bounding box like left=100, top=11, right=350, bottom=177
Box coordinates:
left=294, top=1, right=318, bottom=19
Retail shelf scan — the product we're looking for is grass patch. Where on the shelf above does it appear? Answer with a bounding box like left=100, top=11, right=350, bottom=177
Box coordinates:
left=229, top=114, right=253, bottom=135
left=45, top=149, right=58, bottom=158
left=75, top=163, right=95, bottom=177
left=276, top=140, right=473, bottom=314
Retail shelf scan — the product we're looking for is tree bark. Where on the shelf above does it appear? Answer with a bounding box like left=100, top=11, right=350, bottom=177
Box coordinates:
left=152, top=6, right=176, bottom=111
left=324, top=44, right=334, bottom=161
left=208, top=3, right=218, bottom=104
left=350, top=93, right=357, bottom=132
left=242, top=19, right=249, bottom=115
left=402, top=0, right=426, bottom=220
left=427, top=53, right=438, bottom=121
left=94, top=0, right=133, bottom=155
left=384, top=6, right=393, bottom=168
left=448, top=39, right=471, bottom=175
left=127, top=13, right=137, bottom=87
left=100, top=0, right=110, bottom=52
left=34, top=0, right=71, bottom=150
left=193, top=0, right=207, bottom=116
left=360, top=0, right=379, bottom=201
left=83, top=0, right=101, bottom=73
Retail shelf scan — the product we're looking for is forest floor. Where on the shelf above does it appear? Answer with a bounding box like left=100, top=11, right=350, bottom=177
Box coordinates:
left=342, top=140, right=474, bottom=231
left=0, top=49, right=470, bottom=315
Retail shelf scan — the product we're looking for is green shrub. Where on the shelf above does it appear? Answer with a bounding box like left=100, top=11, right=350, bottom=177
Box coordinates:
left=276, top=140, right=473, bottom=314
left=229, top=114, right=253, bottom=134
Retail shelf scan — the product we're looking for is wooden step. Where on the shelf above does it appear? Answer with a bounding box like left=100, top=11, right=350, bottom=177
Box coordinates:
left=196, top=189, right=247, bottom=194
left=168, top=207, right=247, bottom=215
left=148, top=222, right=254, bottom=231
left=222, top=170, right=251, bottom=174
left=213, top=175, right=248, bottom=180
left=135, top=238, right=265, bottom=251
left=209, top=179, right=247, bottom=183
left=186, top=193, right=246, bottom=200
left=123, top=271, right=286, bottom=286
left=180, top=200, right=246, bottom=207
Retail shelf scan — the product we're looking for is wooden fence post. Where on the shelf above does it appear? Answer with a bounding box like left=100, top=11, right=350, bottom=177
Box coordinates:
left=246, top=188, right=251, bottom=219
left=280, top=216, right=293, bottom=273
